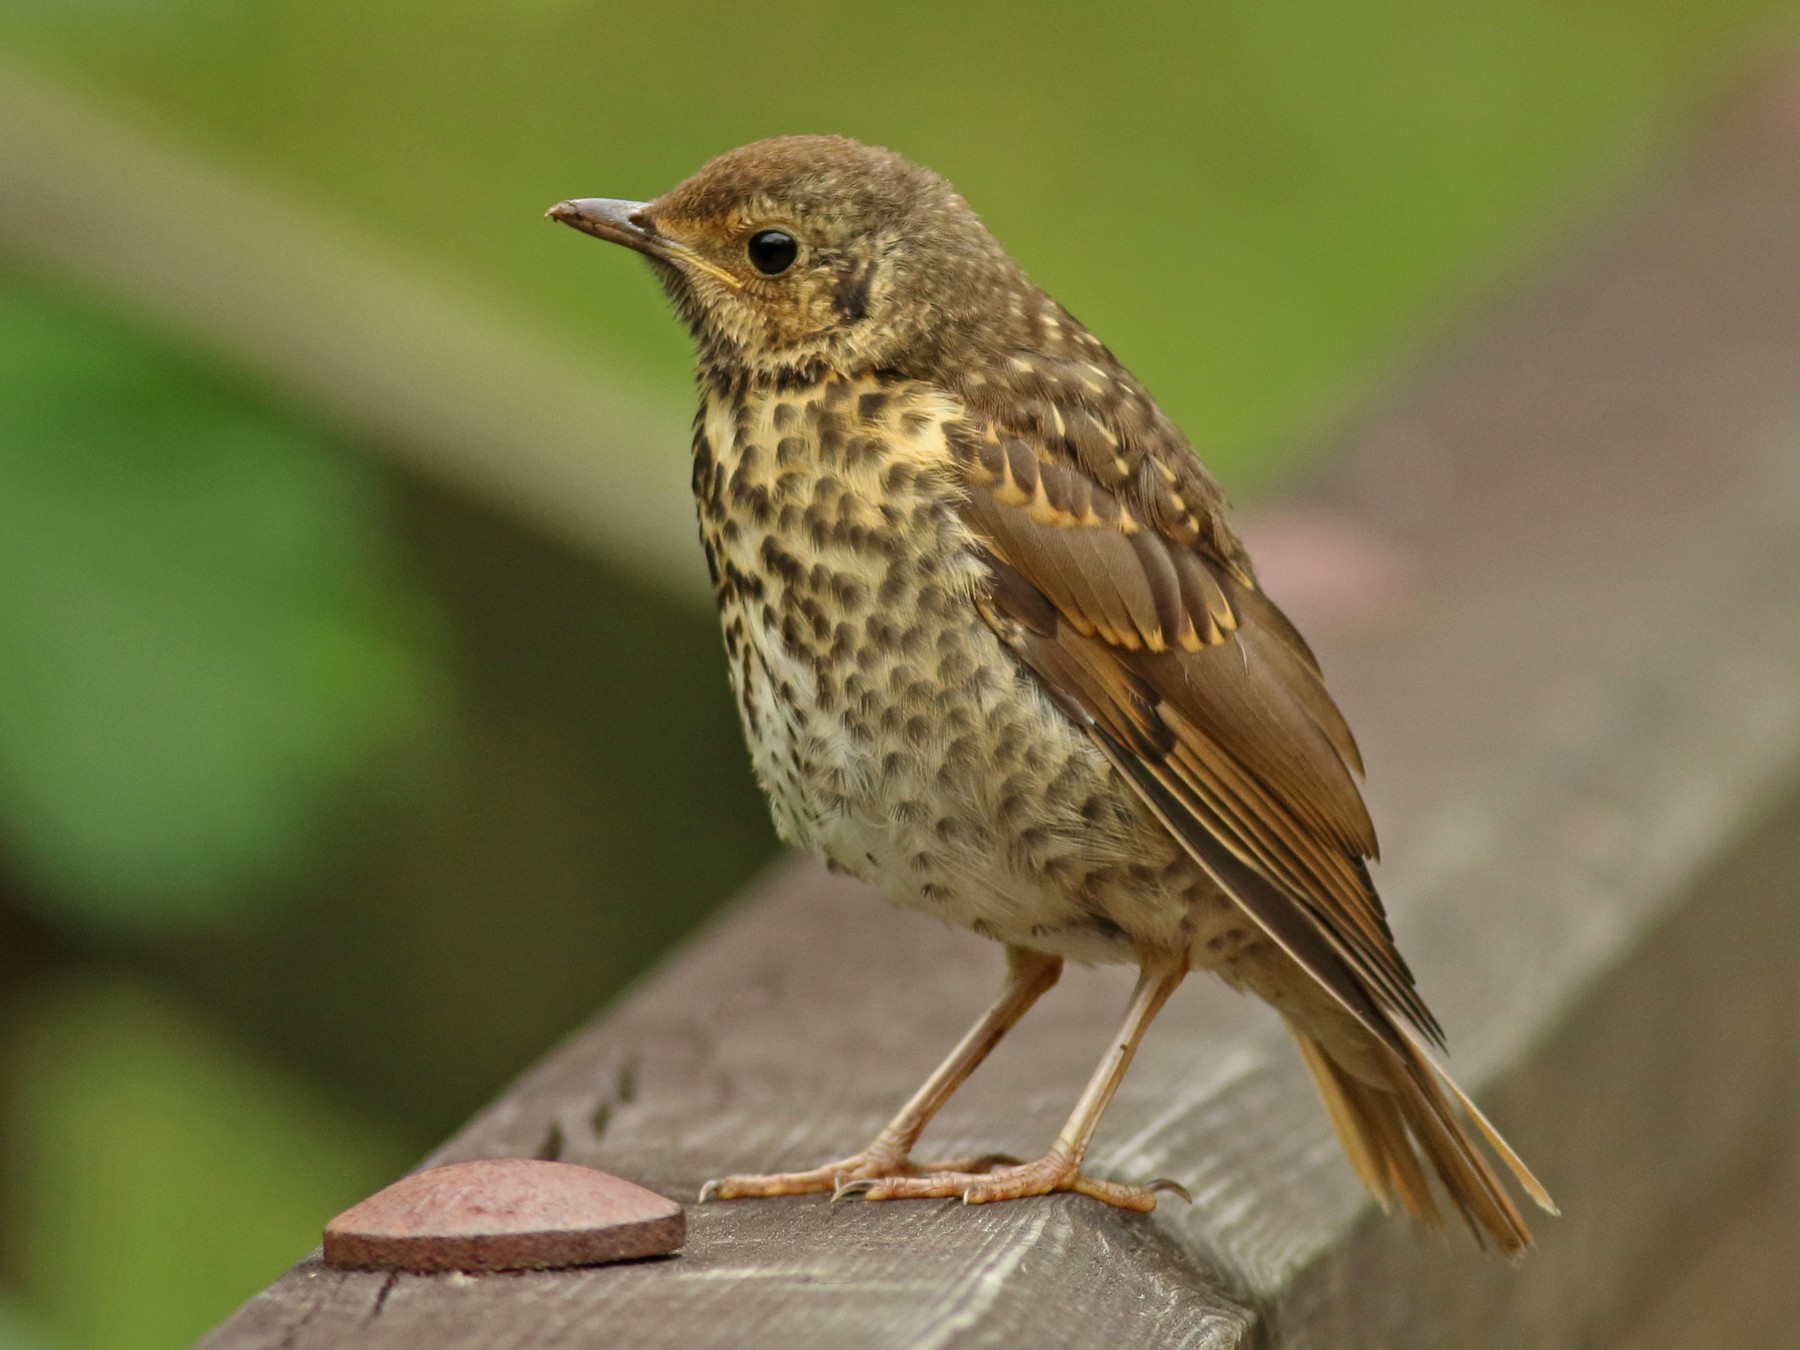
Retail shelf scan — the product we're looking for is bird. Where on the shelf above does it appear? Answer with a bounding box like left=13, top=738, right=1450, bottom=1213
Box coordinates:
left=548, top=136, right=1555, bottom=1255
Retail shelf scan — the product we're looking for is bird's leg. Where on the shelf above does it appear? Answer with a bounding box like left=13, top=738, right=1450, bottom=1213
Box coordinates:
left=838, top=955, right=1188, bottom=1212
left=699, top=946, right=1063, bottom=1201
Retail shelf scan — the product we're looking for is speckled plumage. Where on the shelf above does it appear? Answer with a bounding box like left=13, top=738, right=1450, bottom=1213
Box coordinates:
left=550, top=136, right=1552, bottom=1252
left=694, top=369, right=1220, bottom=969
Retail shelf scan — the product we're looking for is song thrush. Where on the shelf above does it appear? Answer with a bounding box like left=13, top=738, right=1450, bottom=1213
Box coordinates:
left=549, top=136, right=1554, bottom=1254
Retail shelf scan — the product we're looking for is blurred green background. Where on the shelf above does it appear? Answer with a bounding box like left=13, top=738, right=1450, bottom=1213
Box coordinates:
left=0, top=2, right=1793, bottom=1345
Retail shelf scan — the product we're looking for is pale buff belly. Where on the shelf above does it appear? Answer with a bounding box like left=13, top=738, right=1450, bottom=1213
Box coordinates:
left=730, top=594, right=1200, bottom=962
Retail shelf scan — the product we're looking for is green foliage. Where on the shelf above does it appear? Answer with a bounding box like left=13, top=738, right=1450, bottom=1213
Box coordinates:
left=2, top=976, right=413, bottom=1350
left=0, top=283, right=431, bottom=923
left=0, top=1299, right=55, bottom=1350
left=6, top=0, right=1793, bottom=487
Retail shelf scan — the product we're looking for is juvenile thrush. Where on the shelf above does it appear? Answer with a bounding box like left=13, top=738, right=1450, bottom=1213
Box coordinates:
left=549, top=137, right=1554, bottom=1254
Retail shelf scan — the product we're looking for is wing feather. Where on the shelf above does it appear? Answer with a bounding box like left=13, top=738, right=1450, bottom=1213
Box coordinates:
left=952, top=398, right=1441, bottom=1050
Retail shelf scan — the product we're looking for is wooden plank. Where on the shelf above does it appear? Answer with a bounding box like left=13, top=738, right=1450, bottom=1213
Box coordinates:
left=1614, top=1167, right=1800, bottom=1350
left=201, top=68, right=1800, bottom=1348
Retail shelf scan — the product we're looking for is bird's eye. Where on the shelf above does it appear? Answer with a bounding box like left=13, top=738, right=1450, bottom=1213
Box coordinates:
left=746, top=229, right=798, bottom=276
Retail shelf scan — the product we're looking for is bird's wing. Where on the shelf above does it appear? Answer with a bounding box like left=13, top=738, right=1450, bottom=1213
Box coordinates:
left=946, top=380, right=1441, bottom=1051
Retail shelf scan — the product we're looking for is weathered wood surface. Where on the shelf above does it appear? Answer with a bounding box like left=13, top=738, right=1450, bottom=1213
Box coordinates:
left=203, top=72, right=1800, bottom=1349
left=1615, top=1161, right=1800, bottom=1350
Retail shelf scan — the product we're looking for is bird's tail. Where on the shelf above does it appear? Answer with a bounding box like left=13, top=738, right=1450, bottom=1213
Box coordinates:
left=1287, top=1020, right=1556, bottom=1259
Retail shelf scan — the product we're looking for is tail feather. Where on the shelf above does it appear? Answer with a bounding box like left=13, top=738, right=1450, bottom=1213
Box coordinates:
left=1288, top=1021, right=1553, bottom=1259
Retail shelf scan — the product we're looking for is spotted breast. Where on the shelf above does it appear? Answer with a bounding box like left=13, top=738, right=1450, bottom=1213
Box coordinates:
left=691, top=371, right=1237, bottom=966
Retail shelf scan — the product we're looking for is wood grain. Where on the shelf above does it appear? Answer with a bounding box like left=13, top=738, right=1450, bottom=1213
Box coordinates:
left=202, top=66, right=1800, bottom=1349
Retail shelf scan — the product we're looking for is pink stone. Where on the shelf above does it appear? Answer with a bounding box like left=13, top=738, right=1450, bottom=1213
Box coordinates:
left=323, top=1158, right=684, bottom=1273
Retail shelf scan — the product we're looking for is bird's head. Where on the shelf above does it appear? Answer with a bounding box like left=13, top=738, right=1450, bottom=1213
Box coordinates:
left=549, top=136, right=1028, bottom=383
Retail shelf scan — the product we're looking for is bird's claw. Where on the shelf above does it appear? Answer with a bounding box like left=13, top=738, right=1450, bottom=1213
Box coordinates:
left=700, top=1146, right=1029, bottom=1205
left=824, top=1155, right=1165, bottom=1212
left=1148, top=1177, right=1193, bottom=1203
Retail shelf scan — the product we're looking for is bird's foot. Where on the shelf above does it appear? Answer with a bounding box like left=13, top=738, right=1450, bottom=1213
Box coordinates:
left=698, top=1147, right=1019, bottom=1202
left=832, top=1148, right=1191, bottom=1213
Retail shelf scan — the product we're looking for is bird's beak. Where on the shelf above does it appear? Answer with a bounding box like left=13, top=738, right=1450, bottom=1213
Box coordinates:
left=547, top=197, right=744, bottom=290
left=546, top=198, right=660, bottom=255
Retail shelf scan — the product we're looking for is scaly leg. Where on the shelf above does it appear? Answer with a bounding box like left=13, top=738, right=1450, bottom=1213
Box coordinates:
left=699, top=946, right=1063, bottom=1201
left=837, top=955, right=1188, bottom=1212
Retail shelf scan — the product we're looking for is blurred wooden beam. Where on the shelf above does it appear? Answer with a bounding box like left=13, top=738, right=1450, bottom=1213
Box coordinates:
left=0, top=57, right=706, bottom=605
left=201, top=62, right=1800, bottom=1347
